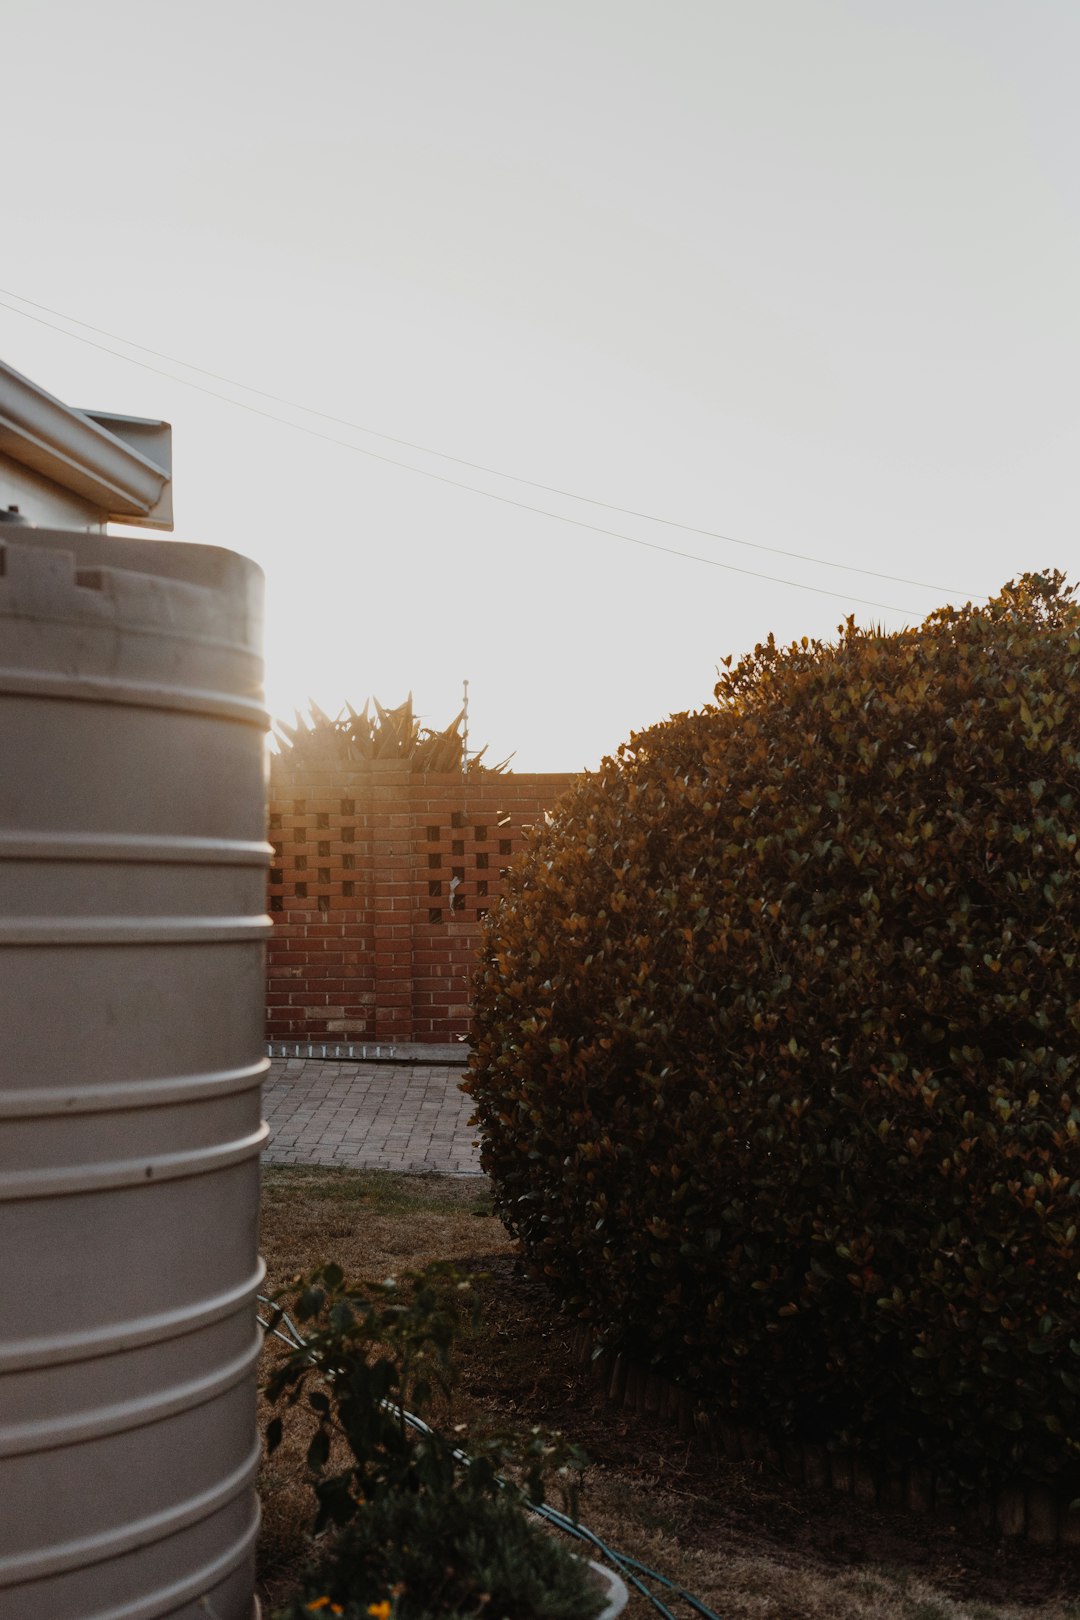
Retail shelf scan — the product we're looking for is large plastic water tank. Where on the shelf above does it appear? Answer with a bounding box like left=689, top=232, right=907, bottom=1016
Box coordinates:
left=0, top=528, right=270, bottom=1619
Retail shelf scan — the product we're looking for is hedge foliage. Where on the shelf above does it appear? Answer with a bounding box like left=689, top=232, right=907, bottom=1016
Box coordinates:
left=465, top=573, right=1080, bottom=1494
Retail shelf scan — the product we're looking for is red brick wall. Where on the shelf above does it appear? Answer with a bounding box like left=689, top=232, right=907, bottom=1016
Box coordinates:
left=266, top=758, right=577, bottom=1043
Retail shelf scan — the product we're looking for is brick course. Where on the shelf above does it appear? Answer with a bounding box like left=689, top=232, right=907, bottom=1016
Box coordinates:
left=267, top=757, right=576, bottom=1043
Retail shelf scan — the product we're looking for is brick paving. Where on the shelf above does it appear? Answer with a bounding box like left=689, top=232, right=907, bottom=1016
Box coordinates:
left=261, top=1056, right=482, bottom=1176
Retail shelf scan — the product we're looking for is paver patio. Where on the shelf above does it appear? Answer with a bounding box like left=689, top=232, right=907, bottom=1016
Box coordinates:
left=261, top=1056, right=482, bottom=1175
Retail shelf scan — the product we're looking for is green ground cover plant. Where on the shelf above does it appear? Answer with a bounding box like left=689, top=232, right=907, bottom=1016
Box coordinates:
left=465, top=573, right=1080, bottom=1497
left=263, top=1262, right=604, bottom=1620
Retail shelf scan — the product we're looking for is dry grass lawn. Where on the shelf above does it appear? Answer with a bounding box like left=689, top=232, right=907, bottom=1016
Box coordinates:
left=257, top=1166, right=1080, bottom=1620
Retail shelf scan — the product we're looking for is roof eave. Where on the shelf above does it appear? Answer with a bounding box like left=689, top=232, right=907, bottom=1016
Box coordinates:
left=0, top=359, right=173, bottom=530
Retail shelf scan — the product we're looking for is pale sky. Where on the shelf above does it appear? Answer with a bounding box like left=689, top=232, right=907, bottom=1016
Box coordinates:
left=3, top=1, right=1077, bottom=771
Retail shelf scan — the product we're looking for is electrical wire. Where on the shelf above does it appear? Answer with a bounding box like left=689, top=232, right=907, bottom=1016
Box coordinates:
left=255, top=1297, right=724, bottom=1619
left=0, top=290, right=972, bottom=619
left=0, top=286, right=980, bottom=602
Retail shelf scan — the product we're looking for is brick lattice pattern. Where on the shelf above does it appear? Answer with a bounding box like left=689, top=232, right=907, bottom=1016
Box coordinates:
left=266, top=759, right=576, bottom=1043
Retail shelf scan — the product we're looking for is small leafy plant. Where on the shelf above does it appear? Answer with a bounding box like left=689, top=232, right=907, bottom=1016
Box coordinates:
left=264, top=1263, right=605, bottom=1620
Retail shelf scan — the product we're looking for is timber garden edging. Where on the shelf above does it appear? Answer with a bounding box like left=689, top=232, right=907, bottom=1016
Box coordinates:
left=569, top=1328, right=1080, bottom=1550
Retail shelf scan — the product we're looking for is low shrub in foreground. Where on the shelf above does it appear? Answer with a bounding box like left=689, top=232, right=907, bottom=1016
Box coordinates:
left=465, top=573, right=1080, bottom=1496
left=277, top=1488, right=602, bottom=1620
left=265, top=1264, right=603, bottom=1620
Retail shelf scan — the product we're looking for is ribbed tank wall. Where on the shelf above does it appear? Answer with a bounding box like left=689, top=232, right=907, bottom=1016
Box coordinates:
left=0, top=529, right=269, bottom=1620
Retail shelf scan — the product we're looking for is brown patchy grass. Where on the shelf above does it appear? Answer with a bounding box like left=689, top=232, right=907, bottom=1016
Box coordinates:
left=256, top=1168, right=1080, bottom=1620
left=259, top=1164, right=504, bottom=1290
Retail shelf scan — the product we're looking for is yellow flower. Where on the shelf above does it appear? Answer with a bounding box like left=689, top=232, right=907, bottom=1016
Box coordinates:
left=367, top=1603, right=392, bottom=1619
left=306, top=1602, right=331, bottom=1614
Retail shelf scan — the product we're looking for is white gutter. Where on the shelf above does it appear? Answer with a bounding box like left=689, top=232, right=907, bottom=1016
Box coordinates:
left=0, top=359, right=172, bottom=529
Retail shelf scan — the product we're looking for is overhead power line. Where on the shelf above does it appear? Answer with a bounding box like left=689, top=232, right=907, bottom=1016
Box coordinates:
left=0, top=290, right=969, bottom=619
left=0, top=287, right=980, bottom=602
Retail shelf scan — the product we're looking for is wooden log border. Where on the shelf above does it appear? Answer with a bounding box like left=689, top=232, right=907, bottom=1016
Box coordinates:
left=567, top=1327, right=1080, bottom=1550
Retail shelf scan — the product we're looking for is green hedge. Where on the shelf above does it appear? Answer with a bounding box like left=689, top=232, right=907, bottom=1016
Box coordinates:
left=465, top=574, right=1080, bottom=1494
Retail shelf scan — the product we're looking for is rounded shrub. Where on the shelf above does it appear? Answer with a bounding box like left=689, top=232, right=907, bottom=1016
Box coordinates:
left=465, top=573, right=1080, bottom=1493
